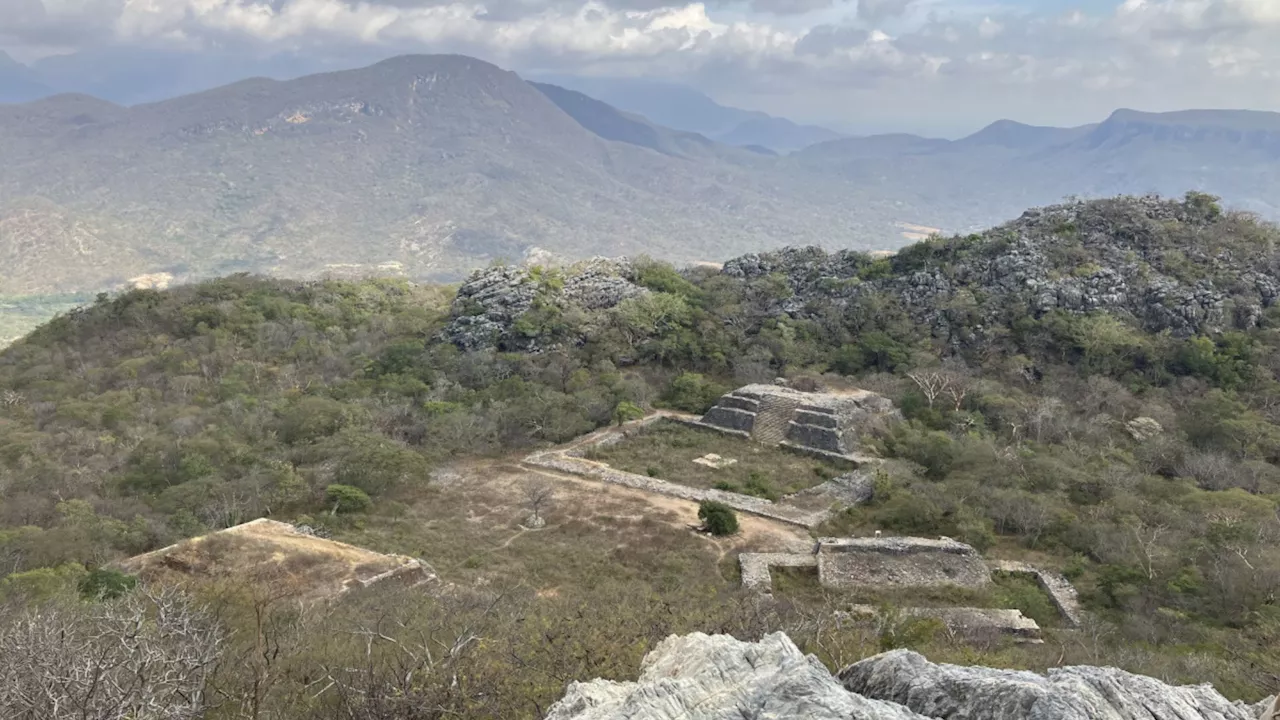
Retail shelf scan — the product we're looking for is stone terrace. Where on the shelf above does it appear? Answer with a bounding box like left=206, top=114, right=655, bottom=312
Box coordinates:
left=690, top=383, right=897, bottom=463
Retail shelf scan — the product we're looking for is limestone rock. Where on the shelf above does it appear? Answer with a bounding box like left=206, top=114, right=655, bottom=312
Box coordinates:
left=1257, top=696, right=1279, bottom=720
left=544, top=632, right=928, bottom=720
left=547, top=632, right=1259, bottom=720
left=721, top=196, right=1280, bottom=346
left=839, top=648, right=1259, bottom=720
left=442, top=257, right=647, bottom=351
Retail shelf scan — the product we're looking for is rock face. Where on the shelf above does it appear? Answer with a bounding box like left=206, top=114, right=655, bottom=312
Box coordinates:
left=443, top=257, right=647, bottom=351
left=722, top=196, right=1280, bottom=345
left=546, top=632, right=1261, bottom=720
left=840, top=649, right=1261, bottom=720
left=544, top=632, right=929, bottom=720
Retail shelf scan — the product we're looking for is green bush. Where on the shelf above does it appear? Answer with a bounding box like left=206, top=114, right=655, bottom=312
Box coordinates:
left=698, top=500, right=739, bottom=536
left=662, top=373, right=726, bottom=414
left=612, top=400, right=645, bottom=426
left=325, top=484, right=372, bottom=514
left=78, top=567, right=139, bottom=600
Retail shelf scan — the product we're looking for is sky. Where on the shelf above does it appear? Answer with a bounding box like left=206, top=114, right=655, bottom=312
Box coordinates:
left=2, top=0, right=1279, bottom=135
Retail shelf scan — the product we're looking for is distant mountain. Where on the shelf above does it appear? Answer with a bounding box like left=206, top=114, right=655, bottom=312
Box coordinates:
left=0, top=52, right=53, bottom=104
left=2, top=53, right=1278, bottom=297
left=531, top=74, right=844, bottom=152
left=0, top=55, right=871, bottom=294
left=789, top=108, right=1280, bottom=232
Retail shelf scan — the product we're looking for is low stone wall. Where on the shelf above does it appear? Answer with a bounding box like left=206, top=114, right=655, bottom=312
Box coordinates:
left=841, top=606, right=1043, bottom=644
left=991, top=560, right=1085, bottom=628
left=816, top=537, right=992, bottom=590
left=784, top=472, right=874, bottom=508
left=739, top=552, right=818, bottom=592
left=523, top=451, right=830, bottom=528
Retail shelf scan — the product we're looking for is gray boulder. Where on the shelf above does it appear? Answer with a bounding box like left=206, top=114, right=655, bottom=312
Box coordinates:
left=546, top=632, right=1261, bottom=720
left=442, top=257, right=647, bottom=351
left=545, top=632, right=928, bottom=720
left=840, top=648, right=1259, bottom=720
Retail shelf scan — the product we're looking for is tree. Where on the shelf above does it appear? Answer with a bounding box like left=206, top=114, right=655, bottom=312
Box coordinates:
left=78, top=567, right=139, bottom=600
left=612, top=400, right=645, bottom=426
left=0, top=588, right=224, bottom=720
left=698, top=501, right=739, bottom=536
left=523, top=479, right=556, bottom=526
left=325, top=484, right=372, bottom=515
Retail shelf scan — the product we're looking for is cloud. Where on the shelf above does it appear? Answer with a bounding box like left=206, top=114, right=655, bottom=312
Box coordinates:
left=855, top=0, right=915, bottom=23
left=1, top=0, right=1278, bottom=132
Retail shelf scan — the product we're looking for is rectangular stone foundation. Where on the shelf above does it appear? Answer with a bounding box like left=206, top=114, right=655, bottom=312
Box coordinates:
left=816, top=537, right=991, bottom=590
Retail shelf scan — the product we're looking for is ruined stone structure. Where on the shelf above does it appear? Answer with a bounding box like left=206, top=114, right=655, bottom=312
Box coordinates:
left=696, top=384, right=897, bottom=460
left=816, top=537, right=992, bottom=590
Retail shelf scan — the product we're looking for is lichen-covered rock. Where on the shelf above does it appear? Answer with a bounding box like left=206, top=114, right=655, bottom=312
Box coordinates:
left=544, top=632, right=929, bottom=720
left=722, top=196, right=1280, bottom=345
left=839, top=648, right=1260, bottom=720
left=442, top=257, right=647, bottom=351
left=546, top=633, right=1260, bottom=720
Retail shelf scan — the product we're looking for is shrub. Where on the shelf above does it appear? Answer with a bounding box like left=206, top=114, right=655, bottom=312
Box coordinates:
left=612, top=400, right=645, bottom=426
left=78, top=568, right=139, bottom=600
left=662, top=373, right=726, bottom=414
left=698, top=500, right=739, bottom=536
left=325, top=484, right=372, bottom=514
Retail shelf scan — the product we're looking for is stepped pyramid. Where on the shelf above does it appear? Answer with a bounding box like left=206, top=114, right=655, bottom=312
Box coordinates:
left=698, top=383, right=898, bottom=459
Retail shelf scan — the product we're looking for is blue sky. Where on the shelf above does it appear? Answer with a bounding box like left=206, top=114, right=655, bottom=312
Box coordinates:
left=2, top=0, right=1279, bottom=135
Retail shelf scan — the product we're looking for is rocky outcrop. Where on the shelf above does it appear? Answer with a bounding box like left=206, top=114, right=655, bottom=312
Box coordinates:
left=443, top=257, right=646, bottom=351
left=546, top=632, right=1261, bottom=720
left=840, top=648, right=1260, bottom=720
left=545, top=632, right=929, bottom=720
left=722, top=196, right=1280, bottom=344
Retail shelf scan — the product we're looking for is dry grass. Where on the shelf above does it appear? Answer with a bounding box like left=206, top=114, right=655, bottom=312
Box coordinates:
left=583, top=421, right=845, bottom=500
left=333, top=459, right=814, bottom=598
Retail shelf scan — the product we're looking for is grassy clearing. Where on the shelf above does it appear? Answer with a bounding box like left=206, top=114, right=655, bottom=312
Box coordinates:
left=769, top=565, right=1063, bottom=628
left=585, top=420, right=846, bottom=500
left=326, top=463, right=744, bottom=595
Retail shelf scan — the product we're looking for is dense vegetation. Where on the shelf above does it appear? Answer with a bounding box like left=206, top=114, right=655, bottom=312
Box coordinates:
left=1, top=196, right=1279, bottom=717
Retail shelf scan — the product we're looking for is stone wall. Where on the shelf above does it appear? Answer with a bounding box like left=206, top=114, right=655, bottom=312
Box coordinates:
left=816, top=537, right=991, bottom=590
left=739, top=552, right=818, bottom=592
left=841, top=606, right=1042, bottom=644
left=990, top=560, right=1084, bottom=628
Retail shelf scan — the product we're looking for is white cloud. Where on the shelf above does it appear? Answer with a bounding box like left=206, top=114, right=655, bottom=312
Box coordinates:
left=2, top=0, right=1279, bottom=132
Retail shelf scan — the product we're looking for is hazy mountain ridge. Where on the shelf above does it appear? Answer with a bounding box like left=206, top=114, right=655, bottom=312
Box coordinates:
left=530, top=73, right=846, bottom=151
left=0, top=54, right=881, bottom=295
left=2, top=52, right=1280, bottom=297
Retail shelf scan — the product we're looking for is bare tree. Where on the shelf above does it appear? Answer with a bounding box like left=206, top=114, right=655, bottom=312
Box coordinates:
left=523, top=479, right=557, bottom=526
left=906, top=371, right=951, bottom=409
left=0, top=588, right=224, bottom=720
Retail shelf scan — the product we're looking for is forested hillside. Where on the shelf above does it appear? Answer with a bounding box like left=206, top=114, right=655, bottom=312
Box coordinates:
left=0, top=194, right=1277, bottom=717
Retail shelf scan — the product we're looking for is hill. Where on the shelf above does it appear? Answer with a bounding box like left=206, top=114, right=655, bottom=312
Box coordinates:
left=0, top=196, right=1278, bottom=717
left=0, top=54, right=876, bottom=296
left=0, top=51, right=52, bottom=104
left=4, top=53, right=1280, bottom=307
left=790, top=108, right=1280, bottom=234
left=528, top=73, right=846, bottom=151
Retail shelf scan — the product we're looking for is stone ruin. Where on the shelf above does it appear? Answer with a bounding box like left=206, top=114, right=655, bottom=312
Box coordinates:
left=816, top=537, right=991, bottom=590
left=740, top=536, right=1084, bottom=644
left=694, top=384, right=897, bottom=461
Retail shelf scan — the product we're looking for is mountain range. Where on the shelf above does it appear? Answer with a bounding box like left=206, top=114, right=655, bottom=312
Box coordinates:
left=1, top=52, right=1279, bottom=297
